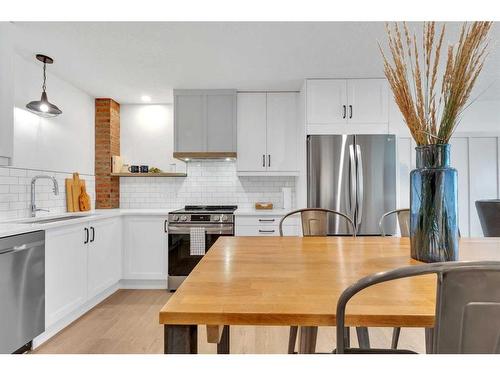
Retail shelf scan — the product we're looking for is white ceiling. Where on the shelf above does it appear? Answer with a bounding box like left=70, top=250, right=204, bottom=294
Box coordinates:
left=11, top=22, right=500, bottom=104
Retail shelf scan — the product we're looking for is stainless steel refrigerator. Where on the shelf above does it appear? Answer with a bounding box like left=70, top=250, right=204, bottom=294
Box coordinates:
left=307, top=134, right=397, bottom=236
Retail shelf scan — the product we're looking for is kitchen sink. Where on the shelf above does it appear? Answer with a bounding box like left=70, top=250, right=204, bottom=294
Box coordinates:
left=18, top=215, right=91, bottom=224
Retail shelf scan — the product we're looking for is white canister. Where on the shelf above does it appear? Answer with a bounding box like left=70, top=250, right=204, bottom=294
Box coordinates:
left=282, top=187, right=292, bottom=210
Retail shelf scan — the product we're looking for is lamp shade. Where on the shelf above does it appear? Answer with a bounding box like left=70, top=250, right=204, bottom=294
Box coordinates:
left=26, top=91, right=62, bottom=118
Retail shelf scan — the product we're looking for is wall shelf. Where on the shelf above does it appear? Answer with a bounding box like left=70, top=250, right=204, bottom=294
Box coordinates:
left=111, top=172, right=187, bottom=177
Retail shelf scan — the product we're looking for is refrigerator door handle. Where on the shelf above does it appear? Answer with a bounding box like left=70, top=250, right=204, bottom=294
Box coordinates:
left=356, top=144, right=364, bottom=226
left=349, top=144, right=357, bottom=221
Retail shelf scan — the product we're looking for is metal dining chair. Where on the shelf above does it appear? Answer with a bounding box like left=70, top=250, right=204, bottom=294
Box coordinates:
left=378, top=208, right=410, bottom=349
left=279, top=208, right=369, bottom=354
left=335, top=261, right=500, bottom=354
left=379, top=208, right=410, bottom=237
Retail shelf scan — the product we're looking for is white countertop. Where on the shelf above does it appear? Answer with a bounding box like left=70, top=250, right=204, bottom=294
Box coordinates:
left=0, top=208, right=180, bottom=238
left=234, top=208, right=295, bottom=216
left=0, top=207, right=298, bottom=238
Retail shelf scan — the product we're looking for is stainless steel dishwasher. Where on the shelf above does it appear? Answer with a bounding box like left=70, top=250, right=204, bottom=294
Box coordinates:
left=0, top=231, right=45, bottom=353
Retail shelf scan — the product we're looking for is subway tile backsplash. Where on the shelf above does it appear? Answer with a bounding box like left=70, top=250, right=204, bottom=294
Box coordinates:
left=0, top=161, right=295, bottom=219
left=0, top=167, right=96, bottom=220
left=120, top=161, right=296, bottom=209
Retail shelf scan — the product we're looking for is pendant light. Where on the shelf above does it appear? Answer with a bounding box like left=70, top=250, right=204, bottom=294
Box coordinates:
left=26, top=54, right=62, bottom=118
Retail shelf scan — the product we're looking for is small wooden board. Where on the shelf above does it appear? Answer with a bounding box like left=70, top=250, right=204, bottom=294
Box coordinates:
left=65, top=174, right=90, bottom=212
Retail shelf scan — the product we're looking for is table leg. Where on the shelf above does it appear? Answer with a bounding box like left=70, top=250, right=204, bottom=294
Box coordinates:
left=217, top=325, right=230, bottom=354
left=425, top=327, right=434, bottom=354
left=164, top=325, right=198, bottom=354
left=298, top=326, right=318, bottom=354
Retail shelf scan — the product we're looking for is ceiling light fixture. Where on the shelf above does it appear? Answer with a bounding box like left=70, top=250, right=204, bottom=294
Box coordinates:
left=26, top=54, right=62, bottom=118
left=141, top=95, right=152, bottom=103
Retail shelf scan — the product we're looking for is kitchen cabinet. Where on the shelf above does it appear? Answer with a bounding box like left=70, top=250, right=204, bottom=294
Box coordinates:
left=45, top=217, right=122, bottom=328
left=306, top=78, right=389, bottom=134
left=87, top=217, right=122, bottom=298
left=0, top=22, right=14, bottom=164
left=45, top=223, right=88, bottom=327
left=174, top=89, right=236, bottom=160
left=237, top=92, right=299, bottom=176
left=122, top=216, right=167, bottom=281
left=235, top=214, right=299, bottom=236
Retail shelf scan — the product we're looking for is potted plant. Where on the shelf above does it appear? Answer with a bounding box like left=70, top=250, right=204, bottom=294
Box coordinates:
left=380, top=22, right=492, bottom=262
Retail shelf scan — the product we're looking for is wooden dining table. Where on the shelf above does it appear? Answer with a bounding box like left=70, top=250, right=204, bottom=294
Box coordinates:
left=159, top=236, right=500, bottom=354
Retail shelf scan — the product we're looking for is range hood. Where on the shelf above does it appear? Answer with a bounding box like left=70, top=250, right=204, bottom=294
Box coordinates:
left=173, top=89, right=237, bottom=161
left=173, top=152, right=237, bottom=162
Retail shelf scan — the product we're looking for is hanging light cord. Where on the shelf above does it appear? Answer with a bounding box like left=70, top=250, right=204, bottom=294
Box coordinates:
left=42, top=62, right=47, bottom=92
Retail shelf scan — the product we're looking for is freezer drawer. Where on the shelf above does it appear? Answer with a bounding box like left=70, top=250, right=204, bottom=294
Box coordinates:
left=0, top=231, right=45, bottom=353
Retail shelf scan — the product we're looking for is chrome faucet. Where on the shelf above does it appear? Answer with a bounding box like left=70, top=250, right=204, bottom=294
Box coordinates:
left=31, top=175, right=59, bottom=217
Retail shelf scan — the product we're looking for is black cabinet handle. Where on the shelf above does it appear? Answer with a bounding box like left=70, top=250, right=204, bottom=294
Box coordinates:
left=259, top=218, right=275, bottom=222
left=90, top=227, right=95, bottom=243
left=164, top=220, right=168, bottom=233
left=259, top=229, right=275, bottom=233
left=84, top=227, right=89, bottom=244
left=268, top=154, right=271, bottom=167
left=262, top=154, right=265, bottom=168
left=342, top=105, right=346, bottom=119
left=349, top=105, right=353, bottom=119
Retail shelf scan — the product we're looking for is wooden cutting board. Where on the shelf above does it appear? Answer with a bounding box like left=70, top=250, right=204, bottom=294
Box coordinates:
left=65, top=173, right=91, bottom=212
left=79, top=181, right=91, bottom=211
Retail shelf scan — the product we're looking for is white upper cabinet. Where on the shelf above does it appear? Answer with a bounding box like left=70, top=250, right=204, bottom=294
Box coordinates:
left=0, top=22, right=14, bottom=164
left=347, top=79, right=388, bottom=125
left=306, top=79, right=347, bottom=124
left=306, top=78, right=389, bottom=134
left=236, top=93, right=267, bottom=171
left=266, top=93, right=298, bottom=172
left=237, top=92, right=299, bottom=175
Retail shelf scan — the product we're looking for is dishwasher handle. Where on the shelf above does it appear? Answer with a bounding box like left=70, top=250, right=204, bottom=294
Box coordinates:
left=0, top=241, right=42, bottom=255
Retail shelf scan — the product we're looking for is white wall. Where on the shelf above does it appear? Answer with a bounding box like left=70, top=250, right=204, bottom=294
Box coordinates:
left=121, top=104, right=184, bottom=172
left=12, top=54, right=95, bottom=175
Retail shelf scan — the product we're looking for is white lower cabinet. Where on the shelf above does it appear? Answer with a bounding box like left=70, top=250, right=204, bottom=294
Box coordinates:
left=122, top=216, right=167, bottom=280
left=45, top=223, right=88, bottom=327
left=44, top=217, right=122, bottom=335
left=235, top=215, right=299, bottom=236
left=87, top=217, right=122, bottom=299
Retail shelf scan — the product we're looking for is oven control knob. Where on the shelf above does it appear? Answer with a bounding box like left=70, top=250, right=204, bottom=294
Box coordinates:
left=213, top=215, right=220, bottom=222
left=171, top=215, right=179, bottom=222
left=221, top=215, right=229, bottom=222
left=180, top=215, right=188, bottom=221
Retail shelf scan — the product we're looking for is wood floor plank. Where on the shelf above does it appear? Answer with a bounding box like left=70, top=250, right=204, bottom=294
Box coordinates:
left=33, top=290, right=425, bottom=354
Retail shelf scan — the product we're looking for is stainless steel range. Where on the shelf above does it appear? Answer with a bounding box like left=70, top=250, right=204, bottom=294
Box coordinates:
left=167, top=205, right=237, bottom=291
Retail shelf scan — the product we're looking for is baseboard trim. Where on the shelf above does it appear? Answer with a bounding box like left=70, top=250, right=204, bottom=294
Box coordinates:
left=32, top=282, right=120, bottom=349
left=119, top=279, right=167, bottom=289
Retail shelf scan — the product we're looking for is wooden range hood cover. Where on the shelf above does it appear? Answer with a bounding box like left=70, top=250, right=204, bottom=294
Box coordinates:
left=173, top=152, right=237, bottom=161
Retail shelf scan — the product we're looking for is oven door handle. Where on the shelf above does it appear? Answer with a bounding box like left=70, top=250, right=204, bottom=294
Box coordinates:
left=167, top=225, right=234, bottom=235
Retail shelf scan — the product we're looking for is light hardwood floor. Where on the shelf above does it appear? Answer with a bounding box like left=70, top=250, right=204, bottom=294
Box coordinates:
left=33, top=290, right=425, bottom=354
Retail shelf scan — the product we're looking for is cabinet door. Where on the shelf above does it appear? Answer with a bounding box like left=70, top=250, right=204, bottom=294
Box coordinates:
left=87, top=218, right=122, bottom=298
left=266, top=93, right=298, bottom=172
left=306, top=79, right=347, bottom=124
left=0, top=23, right=14, bottom=161
left=174, top=93, right=205, bottom=152
left=123, top=216, right=167, bottom=280
left=45, top=224, right=88, bottom=327
left=207, top=92, right=236, bottom=152
left=347, top=79, right=388, bottom=124
left=237, top=93, right=267, bottom=171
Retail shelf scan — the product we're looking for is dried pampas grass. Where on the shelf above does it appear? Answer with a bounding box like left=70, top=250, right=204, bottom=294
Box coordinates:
left=380, top=22, right=492, bottom=145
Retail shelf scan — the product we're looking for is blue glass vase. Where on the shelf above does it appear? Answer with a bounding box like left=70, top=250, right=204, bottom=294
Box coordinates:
left=410, top=144, right=459, bottom=262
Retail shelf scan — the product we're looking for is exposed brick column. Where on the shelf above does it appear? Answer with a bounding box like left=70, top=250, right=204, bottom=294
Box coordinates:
left=95, top=98, right=120, bottom=208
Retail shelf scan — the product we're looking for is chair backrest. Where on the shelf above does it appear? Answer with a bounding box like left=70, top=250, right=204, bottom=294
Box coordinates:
left=335, top=261, right=500, bottom=354
left=279, top=208, right=355, bottom=237
left=379, top=209, right=410, bottom=237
